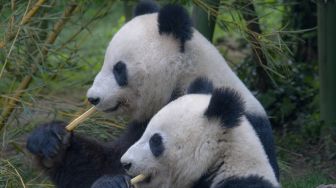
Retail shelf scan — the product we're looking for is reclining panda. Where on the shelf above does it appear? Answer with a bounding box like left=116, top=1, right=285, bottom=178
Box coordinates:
left=26, top=1, right=278, bottom=187
left=93, top=80, right=280, bottom=188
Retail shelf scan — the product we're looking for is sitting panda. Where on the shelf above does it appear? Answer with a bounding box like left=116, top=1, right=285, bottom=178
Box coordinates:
left=101, top=81, right=280, bottom=188
left=26, top=1, right=278, bottom=187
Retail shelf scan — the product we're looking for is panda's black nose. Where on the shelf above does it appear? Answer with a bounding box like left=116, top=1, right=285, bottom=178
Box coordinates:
left=122, top=162, right=132, bottom=171
left=88, top=97, right=100, bottom=105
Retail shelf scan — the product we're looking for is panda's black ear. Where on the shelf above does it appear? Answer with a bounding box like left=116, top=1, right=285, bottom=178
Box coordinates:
left=158, top=4, right=193, bottom=52
left=134, top=0, right=160, bottom=17
left=187, top=77, right=213, bottom=94
left=204, top=88, right=245, bottom=128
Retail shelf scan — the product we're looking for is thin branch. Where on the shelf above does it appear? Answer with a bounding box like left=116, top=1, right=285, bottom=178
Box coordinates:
left=0, top=0, right=32, bottom=79
left=0, top=0, right=46, bottom=49
left=21, top=0, right=46, bottom=25
left=5, top=160, right=27, bottom=188
left=236, top=0, right=271, bottom=92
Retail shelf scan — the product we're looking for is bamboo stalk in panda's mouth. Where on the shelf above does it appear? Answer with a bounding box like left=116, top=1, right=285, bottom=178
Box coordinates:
left=65, top=106, right=97, bottom=131
left=130, top=174, right=146, bottom=185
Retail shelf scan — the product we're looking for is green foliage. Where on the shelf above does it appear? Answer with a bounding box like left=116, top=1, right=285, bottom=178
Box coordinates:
left=0, top=1, right=126, bottom=187
left=213, top=0, right=320, bottom=135
left=234, top=55, right=320, bottom=144
left=282, top=172, right=334, bottom=188
left=212, top=0, right=334, bottom=185
left=213, top=0, right=292, bottom=85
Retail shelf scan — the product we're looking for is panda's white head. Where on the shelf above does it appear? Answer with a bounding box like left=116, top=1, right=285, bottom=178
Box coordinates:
left=87, top=1, right=193, bottom=120
left=120, top=79, right=246, bottom=188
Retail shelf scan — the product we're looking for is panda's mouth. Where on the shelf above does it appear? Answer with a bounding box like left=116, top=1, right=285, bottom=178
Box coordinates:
left=104, top=101, right=121, bottom=112
left=144, top=175, right=152, bottom=183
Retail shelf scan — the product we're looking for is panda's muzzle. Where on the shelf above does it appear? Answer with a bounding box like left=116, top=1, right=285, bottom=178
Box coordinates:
left=104, top=101, right=121, bottom=112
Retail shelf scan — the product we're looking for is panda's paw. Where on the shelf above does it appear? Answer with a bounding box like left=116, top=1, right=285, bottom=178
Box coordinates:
left=91, top=175, right=132, bottom=188
left=26, top=121, right=70, bottom=159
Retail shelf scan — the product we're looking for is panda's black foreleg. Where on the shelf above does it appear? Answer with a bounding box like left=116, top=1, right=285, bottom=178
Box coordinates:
left=27, top=120, right=148, bottom=188
left=26, top=121, right=122, bottom=187
left=215, top=175, right=277, bottom=188
left=91, top=175, right=132, bottom=188
left=49, top=134, right=127, bottom=187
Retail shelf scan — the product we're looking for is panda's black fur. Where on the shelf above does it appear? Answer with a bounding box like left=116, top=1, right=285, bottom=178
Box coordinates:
left=193, top=174, right=276, bottom=188
left=187, top=77, right=214, bottom=94
left=215, top=176, right=277, bottom=188
left=204, top=88, right=245, bottom=128
left=149, top=133, right=165, bottom=157
left=158, top=4, right=193, bottom=52
left=113, top=61, right=128, bottom=87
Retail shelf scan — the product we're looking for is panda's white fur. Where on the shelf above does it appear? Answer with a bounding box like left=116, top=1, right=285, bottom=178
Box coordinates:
left=121, top=93, right=279, bottom=188
left=87, top=13, right=264, bottom=121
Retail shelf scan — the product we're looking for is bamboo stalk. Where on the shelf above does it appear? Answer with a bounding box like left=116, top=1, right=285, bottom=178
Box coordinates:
left=65, top=107, right=97, bottom=131
left=0, top=3, right=78, bottom=132
left=0, top=41, right=4, bottom=48
left=21, top=0, right=46, bottom=25
left=0, top=0, right=17, bottom=49
left=44, top=4, right=77, bottom=46
left=130, top=174, right=146, bottom=185
left=0, top=73, right=34, bottom=130
left=9, top=0, right=16, bottom=34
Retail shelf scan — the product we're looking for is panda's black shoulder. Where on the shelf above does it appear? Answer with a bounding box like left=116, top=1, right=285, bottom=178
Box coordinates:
left=214, top=175, right=277, bottom=188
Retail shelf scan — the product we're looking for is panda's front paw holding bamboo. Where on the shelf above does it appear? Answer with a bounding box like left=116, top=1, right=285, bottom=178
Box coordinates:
left=91, top=175, right=132, bottom=188
left=26, top=121, right=71, bottom=167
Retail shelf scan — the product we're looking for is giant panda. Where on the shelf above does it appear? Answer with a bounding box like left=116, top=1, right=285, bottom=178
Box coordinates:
left=100, top=80, right=280, bottom=188
left=26, top=1, right=278, bottom=187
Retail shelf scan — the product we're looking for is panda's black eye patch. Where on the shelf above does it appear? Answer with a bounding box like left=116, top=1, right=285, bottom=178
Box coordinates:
left=149, top=133, right=164, bottom=157
left=113, top=61, right=128, bottom=87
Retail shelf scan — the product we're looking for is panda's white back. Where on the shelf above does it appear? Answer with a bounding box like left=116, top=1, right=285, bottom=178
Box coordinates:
left=210, top=118, right=279, bottom=187
left=186, top=30, right=265, bottom=114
